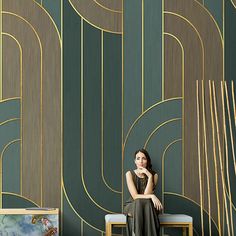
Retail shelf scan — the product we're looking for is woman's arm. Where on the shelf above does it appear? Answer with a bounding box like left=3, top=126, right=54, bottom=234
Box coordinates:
left=144, top=173, right=158, bottom=194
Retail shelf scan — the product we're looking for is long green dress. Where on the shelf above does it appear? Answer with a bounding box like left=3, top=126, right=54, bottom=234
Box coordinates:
left=123, top=170, right=160, bottom=236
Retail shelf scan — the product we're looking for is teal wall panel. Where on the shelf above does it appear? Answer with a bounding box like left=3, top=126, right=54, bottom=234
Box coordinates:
left=0, top=99, right=20, bottom=123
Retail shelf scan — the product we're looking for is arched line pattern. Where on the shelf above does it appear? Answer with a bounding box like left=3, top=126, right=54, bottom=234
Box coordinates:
left=164, top=32, right=185, bottom=194
left=221, top=82, right=234, bottom=235
left=80, top=20, right=115, bottom=214
left=32, top=0, right=62, bottom=45
left=93, top=0, right=122, bottom=13
left=2, top=33, right=23, bottom=189
left=124, top=97, right=182, bottom=148
left=164, top=192, right=220, bottom=235
left=2, top=192, right=40, bottom=207
left=68, top=0, right=122, bottom=34
left=201, top=81, right=212, bottom=236
left=0, top=139, right=21, bottom=207
left=161, top=139, right=182, bottom=207
left=231, top=0, right=236, bottom=9
left=101, top=31, right=121, bottom=194
left=143, top=118, right=181, bottom=148
left=164, top=11, right=204, bottom=83
left=3, top=11, right=44, bottom=206
left=211, top=81, right=230, bottom=236
left=62, top=181, right=104, bottom=233
left=0, top=97, right=21, bottom=103
left=232, top=81, right=236, bottom=128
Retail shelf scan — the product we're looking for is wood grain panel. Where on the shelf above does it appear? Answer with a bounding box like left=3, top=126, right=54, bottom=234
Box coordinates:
left=164, top=34, right=182, bottom=98
left=2, top=35, right=20, bottom=98
left=3, top=0, right=61, bottom=208
left=70, top=0, right=122, bottom=33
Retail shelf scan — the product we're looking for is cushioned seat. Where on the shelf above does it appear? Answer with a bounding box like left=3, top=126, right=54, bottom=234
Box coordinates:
left=105, top=213, right=193, bottom=236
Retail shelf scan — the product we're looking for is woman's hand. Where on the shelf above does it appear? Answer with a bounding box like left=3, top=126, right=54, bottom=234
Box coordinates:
left=151, top=194, right=163, bottom=211
left=137, top=167, right=152, bottom=178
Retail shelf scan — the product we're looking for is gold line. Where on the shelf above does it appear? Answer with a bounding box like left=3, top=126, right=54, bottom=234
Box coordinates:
left=0, top=118, right=20, bottom=126
left=121, top=0, right=124, bottom=210
left=144, top=118, right=181, bottom=148
left=0, top=0, right=2, bottom=100
left=61, top=0, right=64, bottom=233
left=230, top=0, right=236, bottom=9
left=3, top=192, right=40, bottom=207
left=81, top=220, right=83, bottom=235
left=2, top=32, right=23, bottom=195
left=209, top=80, right=222, bottom=235
left=93, top=0, right=122, bottom=13
left=212, top=81, right=231, bottom=236
left=68, top=0, right=122, bottom=34
left=80, top=20, right=115, bottom=214
left=124, top=97, right=182, bottom=147
left=0, top=139, right=21, bottom=207
left=3, top=10, right=44, bottom=207
left=224, top=82, right=236, bottom=175
left=222, top=81, right=234, bottom=235
left=161, top=139, right=182, bottom=207
left=141, top=0, right=144, bottom=112
left=32, top=0, right=62, bottom=45
left=164, top=32, right=185, bottom=194
left=196, top=80, right=204, bottom=236
left=201, top=80, right=212, bottom=236
left=162, top=0, right=164, bottom=100
left=101, top=31, right=121, bottom=194
left=62, top=182, right=104, bottom=233
left=164, top=191, right=220, bottom=233
left=0, top=97, right=21, bottom=103
left=41, top=0, right=43, bottom=6
left=232, top=81, right=236, bottom=127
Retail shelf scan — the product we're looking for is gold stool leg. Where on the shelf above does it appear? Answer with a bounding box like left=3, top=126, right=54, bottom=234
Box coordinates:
left=106, top=223, right=112, bottom=236
left=188, top=223, right=193, bottom=236
left=183, top=227, right=187, bottom=236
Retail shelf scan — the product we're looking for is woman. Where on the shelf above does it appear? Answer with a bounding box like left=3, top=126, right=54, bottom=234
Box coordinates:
left=124, top=148, right=163, bottom=236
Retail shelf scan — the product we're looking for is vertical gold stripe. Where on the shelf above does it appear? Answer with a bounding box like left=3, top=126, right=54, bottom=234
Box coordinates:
left=231, top=81, right=236, bottom=127
left=209, top=80, right=221, bottom=235
left=61, top=0, right=64, bottom=232
left=0, top=0, right=2, bottom=101
left=141, top=0, right=144, bottom=112
left=223, top=82, right=235, bottom=235
left=196, top=80, right=204, bottom=236
left=201, top=80, right=212, bottom=236
left=212, top=81, right=230, bottom=236
left=81, top=220, right=83, bottom=235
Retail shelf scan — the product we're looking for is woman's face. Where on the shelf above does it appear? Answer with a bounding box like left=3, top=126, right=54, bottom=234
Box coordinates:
left=135, top=151, right=148, bottom=168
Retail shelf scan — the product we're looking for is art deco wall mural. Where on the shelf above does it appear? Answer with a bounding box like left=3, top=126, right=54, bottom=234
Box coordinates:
left=0, top=0, right=235, bottom=235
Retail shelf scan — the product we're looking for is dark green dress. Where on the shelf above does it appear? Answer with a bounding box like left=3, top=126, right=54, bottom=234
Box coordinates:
left=124, top=170, right=160, bottom=236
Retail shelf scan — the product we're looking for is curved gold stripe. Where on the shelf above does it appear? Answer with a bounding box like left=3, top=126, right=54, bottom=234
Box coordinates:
left=164, top=192, right=220, bottom=233
left=93, top=0, right=122, bottom=13
left=3, top=11, right=44, bottom=206
left=0, top=118, right=20, bottom=126
left=32, top=0, right=62, bottom=46
left=231, top=0, right=236, bottom=9
left=161, top=139, right=182, bottom=206
left=101, top=31, right=121, bottom=194
left=68, top=0, right=122, bottom=34
left=231, top=81, right=236, bottom=127
left=193, top=0, right=223, bottom=43
left=62, top=181, right=104, bottom=233
left=144, top=118, right=181, bottom=148
left=124, top=97, right=182, bottom=147
left=164, top=32, right=185, bottom=194
left=80, top=21, right=115, bottom=214
left=201, top=80, right=212, bottom=236
left=209, top=80, right=222, bottom=235
left=222, top=82, right=234, bottom=235
left=212, top=81, right=231, bottom=236
left=0, top=97, right=20, bottom=103
left=0, top=139, right=21, bottom=208
left=196, top=80, right=204, bottom=236
left=2, top=192, right=40, bottom=207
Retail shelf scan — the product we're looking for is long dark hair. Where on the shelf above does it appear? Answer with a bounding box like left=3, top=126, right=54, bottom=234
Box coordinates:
left=134, top=148, right=153, bottom=172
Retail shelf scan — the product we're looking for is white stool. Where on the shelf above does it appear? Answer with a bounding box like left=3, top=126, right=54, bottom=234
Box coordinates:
left=105, top=213, right=193, bottom=236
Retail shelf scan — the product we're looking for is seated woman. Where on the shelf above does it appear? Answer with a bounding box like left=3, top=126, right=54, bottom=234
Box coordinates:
left=124, top=148, right=163, bottom=236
